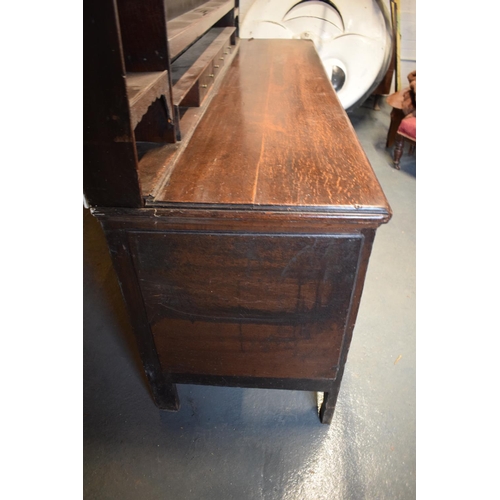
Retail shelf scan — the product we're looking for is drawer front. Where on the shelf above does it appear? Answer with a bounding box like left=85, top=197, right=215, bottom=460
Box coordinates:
left=197, top=63, right=214, bottom=105
left=178, top=34, right=234, bottom=107
left=181, top=63, right=213, bottom=107
left=217, top=44, right=231, bottom=67
left=212, top=49, right=224, bottom=77
left=215, top=49, right=226, bottom=68
left=129, top=231, right=363, bottom=380
left=223, top=42, right=234, bottom=57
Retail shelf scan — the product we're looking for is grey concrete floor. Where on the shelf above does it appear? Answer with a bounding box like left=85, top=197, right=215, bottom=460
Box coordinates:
left=83, top=99, right=416, bottom=500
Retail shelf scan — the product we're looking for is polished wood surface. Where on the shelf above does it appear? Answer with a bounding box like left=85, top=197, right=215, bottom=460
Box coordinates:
left=136, top=40, right=240, bottom=200
left=116, top=0, right=170, bottom=73
left=135, top=43, right=240, bottom=199
left=156, top=39, right=390, bottom=218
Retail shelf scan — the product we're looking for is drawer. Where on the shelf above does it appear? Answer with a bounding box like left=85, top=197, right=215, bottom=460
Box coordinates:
left=223, top=42, right=234, bottom=57
left=212, top=49, right=224, bottom=77
left=217, top=42, right=234, bottom=67
left=182, top=63, right=215, bottom=107
left=172, top=27, right=236, bottom=108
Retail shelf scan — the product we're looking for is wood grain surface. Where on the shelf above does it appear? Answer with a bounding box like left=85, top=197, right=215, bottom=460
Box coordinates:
left=126, top=71, right=170, bottom=128
left=155, top=39, right=390, bottom=217
left=84, top=0, right=143, bottom=208
left=116, top=0, right=170, bottom=73
left=128, top=231, right=362, bottom=379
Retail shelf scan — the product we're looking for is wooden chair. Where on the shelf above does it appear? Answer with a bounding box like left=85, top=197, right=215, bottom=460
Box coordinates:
left=393, top=116, right=416, bottom=170
left=386, top=106, right=405, bottom=148
left=386, top=70, right=416, bottom=150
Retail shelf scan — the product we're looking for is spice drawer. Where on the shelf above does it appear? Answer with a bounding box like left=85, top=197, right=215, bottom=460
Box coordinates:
left=171, top=27, right=236, bottom=108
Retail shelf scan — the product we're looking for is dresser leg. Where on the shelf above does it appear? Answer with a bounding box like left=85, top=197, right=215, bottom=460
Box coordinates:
left=319, top=391, right=337, bottom=424
left=151, top=378, right=180, bottom=411
left=319, top=366, right=346, bottom=424
left=100, top=228, right=181, bottom=412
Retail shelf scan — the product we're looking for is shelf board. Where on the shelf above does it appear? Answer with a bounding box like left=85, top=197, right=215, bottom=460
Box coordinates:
left=171, top=27, right=236, bottom=106
left=177, top=40, right=239, bottom=138
left=137, top=142, right=178, bottom=197
left=137, top=41, right=239, bottom=201
left=125, top=71, right=170, bottom=129
left=167, top=0, right=234, bottom=60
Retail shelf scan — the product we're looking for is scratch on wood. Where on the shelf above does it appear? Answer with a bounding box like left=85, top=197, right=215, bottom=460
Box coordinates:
left=280, top=243, right=314, bottom=278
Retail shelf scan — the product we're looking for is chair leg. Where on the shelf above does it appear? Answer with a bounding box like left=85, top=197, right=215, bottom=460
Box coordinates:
left=386, top=108, right=405, bottom=148
left=393, top=134, right=405, bottom=169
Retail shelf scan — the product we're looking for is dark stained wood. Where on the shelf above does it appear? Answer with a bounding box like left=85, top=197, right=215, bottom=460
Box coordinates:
left=170, top=27, right=233, bottom=84
left=137, top=41, right=240, bottom=199
left=88, top=19, right=392, bottom=424
left=95, top=195, right=389, bottom=425
left=133, top=41, right=239, bottom=199
left=94, top=206, right=390, bottom=232
left=128, top=232, right=361, bottom=379
left=156, top=40, right=391, bottom=218
left=393, top=133, right=415, bottom=169
left=136, top=143, right=178, bottom=197
left=172, top=27, right=235, bottom=106
left=175, top=39, right=239, bottom=138
left=125, top=71, right=171, bottom=129
left=95, top=201, right=386, bottom=424
left=83, top=0, right=143, bottom=208
left=386, top=107, right=405, bottom=148
left=134, top=96, right=177, bottom=143
left=114, top=0, right=179, bottom=150
left=320, top=228, right=376, bottom=424
left=84, top=143, right=142, bottom=208
left=179, top=64, right=213, bottom=107
left=167, top=0, right=234, bottom=60
left=101, top=228, right=180, bottom=410
left=116, top=0, right=170, bottom=72
left=319, top=381, right=340, bottom=424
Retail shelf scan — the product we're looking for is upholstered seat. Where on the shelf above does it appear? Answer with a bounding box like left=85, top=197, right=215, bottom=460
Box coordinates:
left=393, top=116, right=416, bottom=170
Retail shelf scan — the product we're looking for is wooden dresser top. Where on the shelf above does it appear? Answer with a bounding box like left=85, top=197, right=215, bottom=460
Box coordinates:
left=154, top=39, right=391, bottom=221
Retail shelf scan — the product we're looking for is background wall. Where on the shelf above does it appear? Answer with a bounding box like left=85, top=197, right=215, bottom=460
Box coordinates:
left=398, top=0, right=416, bottom=87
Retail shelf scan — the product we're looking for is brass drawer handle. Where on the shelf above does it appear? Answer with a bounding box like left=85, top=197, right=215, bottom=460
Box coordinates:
left=219, top=57, right=224, bottom=60
left=214, top=65, right=220, bottom=68
left=209, top=74, right=214, bottom=78
left=201, top=84, right=208, bottom=88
